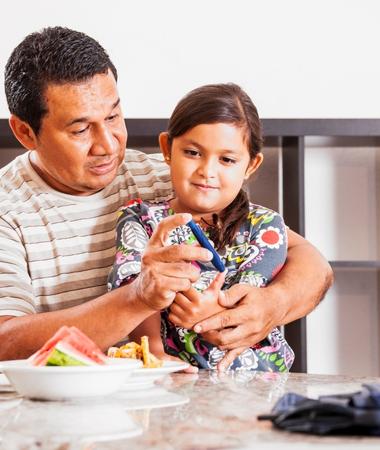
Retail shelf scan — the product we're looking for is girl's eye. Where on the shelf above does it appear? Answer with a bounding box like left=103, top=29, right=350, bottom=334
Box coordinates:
left=221, top=156, right=237, bottom=164
left=184, top=149, right=200, bottom=157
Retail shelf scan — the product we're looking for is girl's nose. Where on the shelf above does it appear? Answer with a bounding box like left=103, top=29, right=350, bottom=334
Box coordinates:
left=198, top=158, right=217, bottom=180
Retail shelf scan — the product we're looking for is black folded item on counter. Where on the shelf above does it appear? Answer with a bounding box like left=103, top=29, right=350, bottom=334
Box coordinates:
left=257, top=383, right=380, bottom=436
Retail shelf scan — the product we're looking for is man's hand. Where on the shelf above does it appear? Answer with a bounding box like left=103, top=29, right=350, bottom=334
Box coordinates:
left=132, top=214, right=213, bottom=312
left=193, top=284, right=282, bottom=350
left=168, top=271, right=226, bottom=329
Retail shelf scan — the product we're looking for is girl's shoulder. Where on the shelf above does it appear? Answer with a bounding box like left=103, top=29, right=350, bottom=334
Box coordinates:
left=244, top=202, right=286, bottom=233
left=247, top=202, right=282, bottom=218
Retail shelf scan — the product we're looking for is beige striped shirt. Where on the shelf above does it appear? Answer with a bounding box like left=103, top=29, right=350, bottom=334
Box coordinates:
left=0, top=149, right=172, bottom=316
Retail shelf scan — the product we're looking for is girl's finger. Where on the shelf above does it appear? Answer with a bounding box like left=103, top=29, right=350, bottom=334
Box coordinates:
left=169, top=302, right=189, bottom=317
left=204, top=271, right=226, bottom=295
left=167, top=312, right=184, bottom=326
left=217, top=346, right=247, bottom=372
left=173, top=292, right=193, bottom=310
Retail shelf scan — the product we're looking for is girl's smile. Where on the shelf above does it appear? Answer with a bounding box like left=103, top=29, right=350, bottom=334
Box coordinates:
left=191, top=182, right=219, bottom=191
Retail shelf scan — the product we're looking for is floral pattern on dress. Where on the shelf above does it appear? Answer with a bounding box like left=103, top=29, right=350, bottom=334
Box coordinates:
left=108, top=199, right=295, bottom=372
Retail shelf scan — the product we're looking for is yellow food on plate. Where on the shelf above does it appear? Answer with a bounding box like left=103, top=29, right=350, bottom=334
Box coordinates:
left=108, top=336, right=163, bottom=368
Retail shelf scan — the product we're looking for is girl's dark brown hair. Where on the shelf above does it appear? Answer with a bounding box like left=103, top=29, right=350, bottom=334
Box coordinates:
left=167, top=83, right=263, bottom=250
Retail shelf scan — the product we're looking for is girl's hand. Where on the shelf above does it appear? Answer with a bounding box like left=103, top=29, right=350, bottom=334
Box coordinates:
left=168, top=271, right=226, bottom=329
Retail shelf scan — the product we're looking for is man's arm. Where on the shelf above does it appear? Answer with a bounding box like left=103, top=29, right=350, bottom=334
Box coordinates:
left=0, top=285, right=154, bottom=360
left=193, top=229, right=333, bottom=352
left=0, top=214, right=213, bottom=360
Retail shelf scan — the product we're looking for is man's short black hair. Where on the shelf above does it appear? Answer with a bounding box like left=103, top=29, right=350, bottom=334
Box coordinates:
left=4, top=26, right=118, bottom=135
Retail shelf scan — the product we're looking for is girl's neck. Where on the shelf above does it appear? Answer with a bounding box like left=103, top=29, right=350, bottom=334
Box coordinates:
left=168, top=198, right=218, bottom=226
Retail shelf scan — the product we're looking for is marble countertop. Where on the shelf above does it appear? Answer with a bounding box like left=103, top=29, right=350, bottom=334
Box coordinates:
left=1, top=370, right=380, bottom=449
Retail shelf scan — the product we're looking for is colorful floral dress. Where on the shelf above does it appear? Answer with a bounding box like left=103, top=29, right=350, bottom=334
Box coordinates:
left=108, top=199, right=295, bottom=372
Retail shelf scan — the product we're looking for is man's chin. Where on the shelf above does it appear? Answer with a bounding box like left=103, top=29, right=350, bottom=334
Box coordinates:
left=76, top=173, right=118, bottom=196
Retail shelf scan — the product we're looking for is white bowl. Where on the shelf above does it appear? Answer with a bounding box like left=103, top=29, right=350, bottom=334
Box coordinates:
left=0, top=358, right=142, bottom=401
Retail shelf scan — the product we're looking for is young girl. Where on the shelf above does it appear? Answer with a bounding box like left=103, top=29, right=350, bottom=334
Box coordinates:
left=108, top=83, right=294, bottom=372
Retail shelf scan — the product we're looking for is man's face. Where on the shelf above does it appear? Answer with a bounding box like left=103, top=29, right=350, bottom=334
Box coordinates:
left=31, top=70, right=127, bottom=196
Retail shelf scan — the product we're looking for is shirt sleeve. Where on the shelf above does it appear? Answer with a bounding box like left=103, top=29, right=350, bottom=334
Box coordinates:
left=107, top=200, right=151, bottom=290
left=0, top=217, right=36, bottom=316
left=234, top=208, right=288, bottom=287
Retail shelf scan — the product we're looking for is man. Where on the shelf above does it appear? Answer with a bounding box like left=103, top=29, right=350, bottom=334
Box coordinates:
left=0, top=27, right=333, bottom=368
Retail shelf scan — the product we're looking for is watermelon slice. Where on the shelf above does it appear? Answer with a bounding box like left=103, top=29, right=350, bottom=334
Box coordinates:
left=29, top=326, right=107, bottom=366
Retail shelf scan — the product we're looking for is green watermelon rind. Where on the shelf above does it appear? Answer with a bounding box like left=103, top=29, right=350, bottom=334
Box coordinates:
left=45, top=348, right=88, bottom=366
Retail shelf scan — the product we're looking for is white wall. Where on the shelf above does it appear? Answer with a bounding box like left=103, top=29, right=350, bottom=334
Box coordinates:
left=1, top=0, right=380, bottom=119
left=305, top=138, right=380, bottom=376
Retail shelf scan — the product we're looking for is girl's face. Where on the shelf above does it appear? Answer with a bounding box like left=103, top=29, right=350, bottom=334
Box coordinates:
left=160, top=123, right=263, bottom=221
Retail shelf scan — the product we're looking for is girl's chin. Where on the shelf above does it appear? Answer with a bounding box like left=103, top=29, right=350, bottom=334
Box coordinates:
left=184, top=206, right=223, bottom=217
left=171, top=199, right=225, bottom=216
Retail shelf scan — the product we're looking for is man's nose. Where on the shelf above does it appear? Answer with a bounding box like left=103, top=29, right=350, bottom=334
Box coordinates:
left=91, top=125, right=118, bottom=155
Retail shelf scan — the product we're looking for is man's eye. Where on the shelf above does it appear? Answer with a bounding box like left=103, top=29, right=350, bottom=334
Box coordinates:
left=72, top=126, right=89, bottom=135
left=107, top=114, right=118, bottom=121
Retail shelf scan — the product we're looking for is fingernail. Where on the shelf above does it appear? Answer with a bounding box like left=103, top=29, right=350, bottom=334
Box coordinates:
left=205, top=250, right=213, bottom=260
left=194, top=325, right=202, bottom=333
left=182, top=213, right=192, bottom=222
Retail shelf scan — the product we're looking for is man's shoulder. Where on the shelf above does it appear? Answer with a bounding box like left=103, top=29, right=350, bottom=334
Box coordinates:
left=123, top=148, right=166, bottom=171
left=0, top=152, right=31, bottom=195
left=117, top=148, right=172, bottom=203
left=0, top=152, right=44, bottom=221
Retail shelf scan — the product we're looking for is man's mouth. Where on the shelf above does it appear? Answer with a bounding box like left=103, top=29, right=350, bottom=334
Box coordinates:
left=88, top=158, right=118, bottom=175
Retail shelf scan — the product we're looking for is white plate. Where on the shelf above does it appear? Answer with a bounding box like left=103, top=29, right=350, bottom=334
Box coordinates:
left=119, top=360, right=190, bottom=390
left=0, top=358, right=142, bottom=401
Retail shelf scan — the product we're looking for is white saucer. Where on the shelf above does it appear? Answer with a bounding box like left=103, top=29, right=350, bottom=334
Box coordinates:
left=122, top=360, right=190, bottom=390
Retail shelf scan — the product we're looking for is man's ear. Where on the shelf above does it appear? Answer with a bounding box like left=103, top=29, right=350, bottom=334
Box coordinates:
left=9, top=115, right=38, bottom=150
left=245, top=152, right=264, bottom=179
left=158, top=132, right=171, bottom=165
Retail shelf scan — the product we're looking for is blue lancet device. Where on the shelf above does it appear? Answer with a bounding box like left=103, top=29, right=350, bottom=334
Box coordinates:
left=187, top=220, right=225, bottom=272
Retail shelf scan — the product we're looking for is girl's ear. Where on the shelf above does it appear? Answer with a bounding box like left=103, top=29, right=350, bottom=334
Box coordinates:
left=9, top=115, right=38, bottom=150
left=245, top=152, right=264, bottom=180
left=158, top=132, right=171, bottom=165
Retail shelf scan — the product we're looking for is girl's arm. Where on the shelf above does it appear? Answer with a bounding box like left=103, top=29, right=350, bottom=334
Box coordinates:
left=128, top=313, right=165, bottom=357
